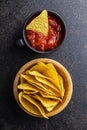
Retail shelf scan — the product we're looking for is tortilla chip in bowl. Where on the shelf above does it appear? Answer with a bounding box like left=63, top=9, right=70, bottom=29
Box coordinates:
left=13, top=58, right=73, bottom=118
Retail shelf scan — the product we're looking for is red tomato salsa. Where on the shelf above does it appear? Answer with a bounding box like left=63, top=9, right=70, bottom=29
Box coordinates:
left=26, top=15, right=62, bottom=51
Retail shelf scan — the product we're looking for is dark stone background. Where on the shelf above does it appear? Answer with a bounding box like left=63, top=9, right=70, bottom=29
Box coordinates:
left=0, top=0, right=87, bottom=130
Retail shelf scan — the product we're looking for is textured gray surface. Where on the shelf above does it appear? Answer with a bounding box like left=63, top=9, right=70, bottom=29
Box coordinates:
left=0, top=0, right=87, bottom=130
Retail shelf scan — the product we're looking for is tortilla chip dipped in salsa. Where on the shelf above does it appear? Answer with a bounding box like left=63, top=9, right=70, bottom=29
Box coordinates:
left=25, top=10, right=63, bottom=51
left=17, top=61, right=65, bottom=119
left=26, top=10, right=49, bottom=36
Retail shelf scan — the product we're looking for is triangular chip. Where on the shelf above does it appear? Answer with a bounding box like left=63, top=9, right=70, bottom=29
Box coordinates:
left=32, top=94, right=59, bottom=108
left=26, top=10, right=49, bottom=36
left=21, top=74, right=54, bottom=94
left=23, top=94, right=48, bottom=118
left=57, top=73, right=65, bottom=98
left=46, top=103, right=59, bottom=112
left=42, top=63, right=61, bottom=89
left=23, top=90, right=38, bottom=94
left=27, top=62, right=47, bottom=73
left=39, top=91, right=61, bottom=100
left=18, top=83, right=38, bottom=93
left=18, top=92, right=41, bottom=116
left=35, top=76, right=59, bottom=93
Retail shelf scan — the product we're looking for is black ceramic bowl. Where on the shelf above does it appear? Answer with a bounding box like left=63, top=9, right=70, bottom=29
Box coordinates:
left=16, top=10, right=66, bottom=54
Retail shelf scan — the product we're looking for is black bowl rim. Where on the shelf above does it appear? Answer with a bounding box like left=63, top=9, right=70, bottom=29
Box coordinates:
left=23, top=10, right=66, bottom=54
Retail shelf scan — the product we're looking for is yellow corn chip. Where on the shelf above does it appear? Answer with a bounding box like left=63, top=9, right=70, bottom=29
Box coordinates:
left=23, top=90, right=38, bottom=94
left=26, top=70, right=47, bottom=79
left=42, top=63, right=61, bottom=89
left=26, top=10, right=49, bottom=36
left=20, top=74, right=26, bottom=84
left=39, top=91, right=61, bottom=100
left=18, top=92, right=41, bottom=116
left=18, top=83, right=38, bottom=91
left=57, top=73, right=65, bottom=98
left=46, top=103, right=59, bottom=112
left=32, top=94, right=59, bottom=108
left=35, top=76, right=59, bottom=93
left=21, top=74, right=54, bottom=94
left=29, top=61, right=47, bottom=73
left=23, top=94, right=48, bottom=118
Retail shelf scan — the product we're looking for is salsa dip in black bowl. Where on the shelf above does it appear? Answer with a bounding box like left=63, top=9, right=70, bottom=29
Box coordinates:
left=16, top=10, right=66, bottom=54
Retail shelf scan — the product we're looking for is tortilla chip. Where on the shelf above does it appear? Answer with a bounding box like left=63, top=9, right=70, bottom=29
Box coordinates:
left=26, top=10, right=49, bottom=36
left=28, top=61, right=47, bottom=73
left=23, top=94, right=48, bottom=118
left=23, top=90, right=38, bottom=94
left=32, top=94, right=59, bottom=108
left=46, top=103, right=59, bottom=112
left=39, top=91, right=61, bottom=100
left=20, top=74, right=26, bottom=84
left=18, top=83, right=38, bottom=92
left=57, top=73, right=65, bottom=98
left=21, top=74, right=54, bottom=94
left=35, top=76, right=59, bottom=93
left=42, top=63, right=61, bottom=89
left=26, top=70, right=47, bottom=78
left=18, top=92, right=41, bottom=116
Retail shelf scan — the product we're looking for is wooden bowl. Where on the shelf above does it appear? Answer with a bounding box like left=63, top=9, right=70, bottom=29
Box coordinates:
left=13, top=58, right=73, bottom=118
